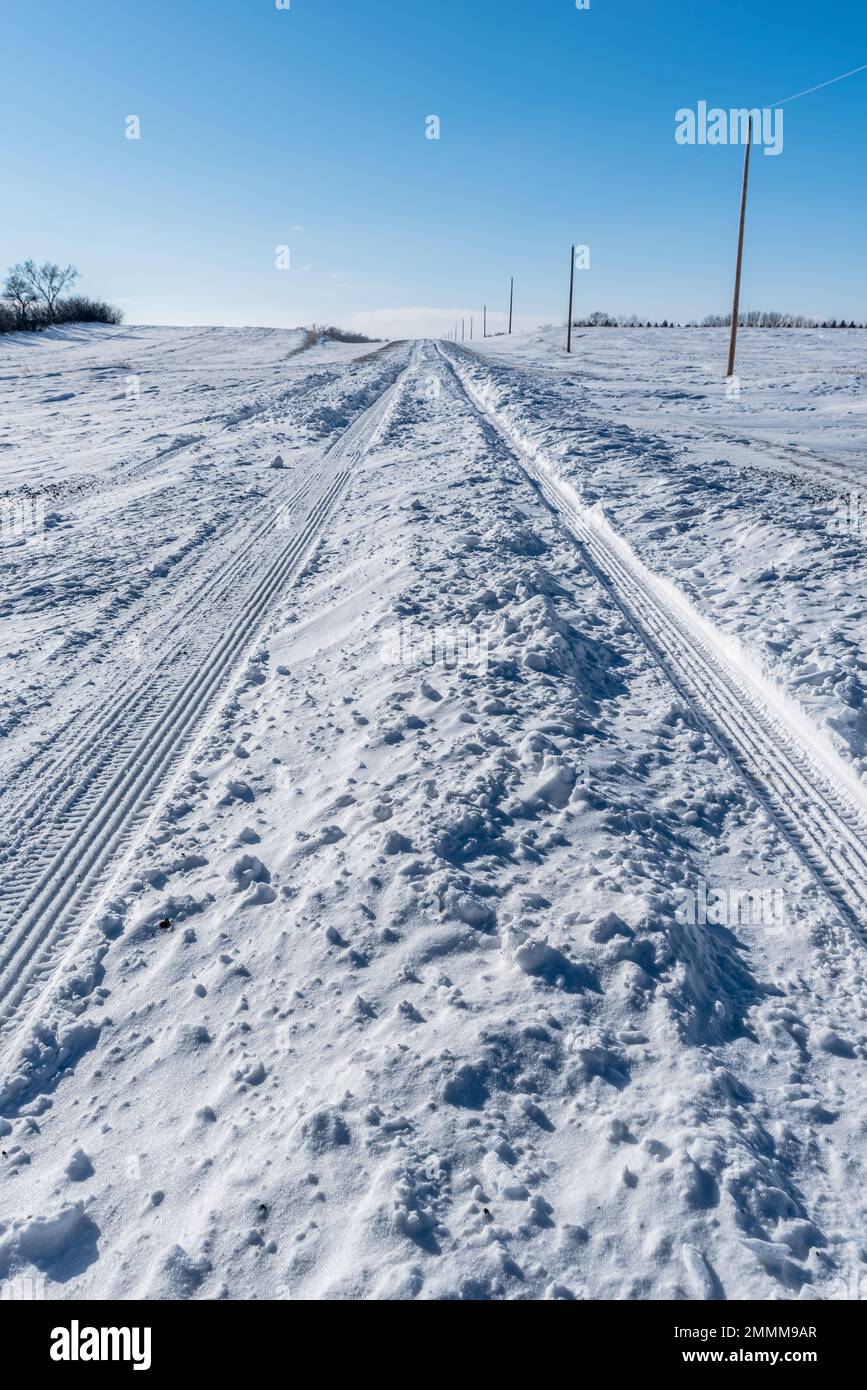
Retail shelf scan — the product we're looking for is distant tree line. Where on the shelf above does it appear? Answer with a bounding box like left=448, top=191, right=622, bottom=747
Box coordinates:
left=1, top=260, right=123, bottom=334
left=568, top=309, right=865, bottom=329
left=698, top=310, right=862, bottom=329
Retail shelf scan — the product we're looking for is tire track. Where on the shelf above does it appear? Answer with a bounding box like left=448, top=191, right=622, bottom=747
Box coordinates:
left=0, top=352, right=415, bottom=1034
left=438, top=344, right=867, bottom=943
left=0, top=471, right=316, bottom=868
left=0, top=346, right=415, bottom=853
left=118, top=342, right=408, bottom=482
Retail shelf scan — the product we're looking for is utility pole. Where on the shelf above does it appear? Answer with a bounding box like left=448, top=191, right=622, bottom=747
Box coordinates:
left=727, top=115, right=752, bottom=381
left=483, top=304, right=487, bottom=338
left=566, top=244, right=576, bottom=353
left=470, top=315, right=473, bottom=340
left=508, top=277, right=514, bottom=334
left=461, top=318, right=465, bottom=341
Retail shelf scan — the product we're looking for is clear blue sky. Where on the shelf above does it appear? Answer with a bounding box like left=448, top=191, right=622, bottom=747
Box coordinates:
left=2, top=0, right=865, bottom=335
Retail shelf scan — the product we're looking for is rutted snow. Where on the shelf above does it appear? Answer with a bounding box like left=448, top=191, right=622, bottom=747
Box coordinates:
left=454, top=328, right=867, bottom=778
left=1, top=327, right=866, bottom=1302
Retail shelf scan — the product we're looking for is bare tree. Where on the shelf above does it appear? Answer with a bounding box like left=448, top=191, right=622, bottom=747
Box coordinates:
left=2, top=269, right=38, bottom=326
left=10, top=260, right=80, bottom=317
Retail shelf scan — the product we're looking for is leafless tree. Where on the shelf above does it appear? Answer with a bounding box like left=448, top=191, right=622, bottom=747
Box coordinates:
left=9, top=260, right=80, bottom=317
left=2, top=269, right=38, bottom=326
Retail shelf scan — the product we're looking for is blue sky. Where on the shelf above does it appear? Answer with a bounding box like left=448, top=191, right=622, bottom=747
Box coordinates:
left=2, top=0, right=865, bottom=335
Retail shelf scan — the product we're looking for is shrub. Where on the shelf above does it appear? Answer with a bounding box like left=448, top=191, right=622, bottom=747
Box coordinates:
left=0, top=292, right=123, bottom=334
left=314, top=323, right=380, bottom=344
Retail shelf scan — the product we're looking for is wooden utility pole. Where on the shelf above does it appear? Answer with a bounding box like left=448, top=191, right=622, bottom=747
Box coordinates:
left=483, top=305, right=487, bottom=338
left=461, top=318, right=465, bottom=341
left=566, top=244, right=576, bottom=353
left=508, top=277, right=514, bottom=334
left=470, top=315, right=473, bottom=340
left=727, top=116, right=752, bottom=380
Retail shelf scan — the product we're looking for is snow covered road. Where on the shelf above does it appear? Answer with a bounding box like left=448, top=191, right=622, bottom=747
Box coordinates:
left=1, top=326, right=866, bottom=1301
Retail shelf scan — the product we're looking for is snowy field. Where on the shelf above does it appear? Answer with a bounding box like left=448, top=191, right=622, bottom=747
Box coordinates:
left=1, top=323, right=866, bottom=1301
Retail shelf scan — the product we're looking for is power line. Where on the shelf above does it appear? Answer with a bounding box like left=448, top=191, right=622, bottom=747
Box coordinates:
left=771, top=59, right=867, bottom=108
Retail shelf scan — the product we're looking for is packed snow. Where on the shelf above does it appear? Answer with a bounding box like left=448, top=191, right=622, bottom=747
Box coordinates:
left=1, top=323, right=866, bottom=1301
